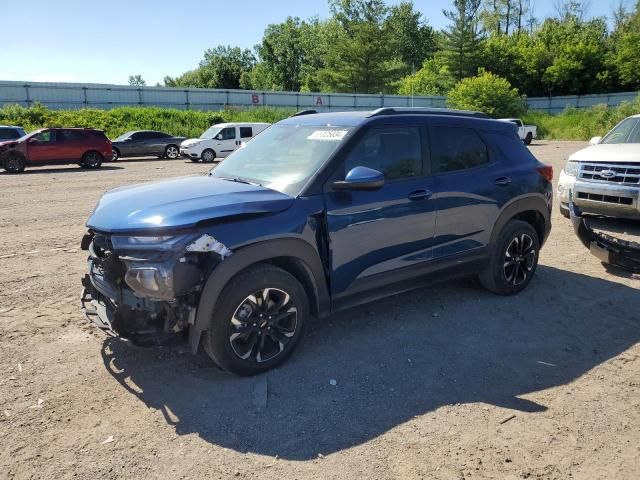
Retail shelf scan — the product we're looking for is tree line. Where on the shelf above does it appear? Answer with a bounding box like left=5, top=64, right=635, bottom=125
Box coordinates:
left=161, top=0, right=640, bottom=98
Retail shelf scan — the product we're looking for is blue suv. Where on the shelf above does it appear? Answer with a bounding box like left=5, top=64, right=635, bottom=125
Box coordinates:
left=81, top=108, right=553, bottom=375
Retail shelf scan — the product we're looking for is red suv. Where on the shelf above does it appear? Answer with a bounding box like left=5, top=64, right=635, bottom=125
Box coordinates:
left=0, top=128, right=112, bottom=173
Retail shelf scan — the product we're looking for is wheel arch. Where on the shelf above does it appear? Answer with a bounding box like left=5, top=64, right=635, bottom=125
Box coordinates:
left=490, top=195, right=550, bottom=248
left=190, top=238, right=329, bottom=352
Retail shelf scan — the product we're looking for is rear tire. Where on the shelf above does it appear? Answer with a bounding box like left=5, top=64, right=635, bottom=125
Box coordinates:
left=81, top=151, right=103, bottom=169
left=3, top=152, right=26, bottom=173
left=164, top=145, right=180, bottom=159
left=479, top=220, right=540, bottom=295
left=111, top=148, right=120, bottom=161
left=524, top=133, right=533, bottom=145
left=201, top=149, right=215, bottom=163
left=202, top=264, right=309, bottom=376
left=559, top=204, right=570, bottom=218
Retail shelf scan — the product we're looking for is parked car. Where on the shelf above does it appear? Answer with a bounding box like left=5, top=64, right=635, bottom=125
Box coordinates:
left=498, top=118, right=537, bottom=145
left=111, top=130, right=186, bottom=161
left=0, top=125, right=27, bottom=142
left=558, top=114, right=640, bottom=219
left=80, top=107, right=553, bottom=376
left=180, top=122, right=270, bottom=162
left=0, top=128, right=111, bottom=173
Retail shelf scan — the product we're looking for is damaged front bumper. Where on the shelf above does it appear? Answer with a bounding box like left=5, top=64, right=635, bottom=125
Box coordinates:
left=79, top=231, right=230, bottom=347
left=570, top=203, right=640, bottom=273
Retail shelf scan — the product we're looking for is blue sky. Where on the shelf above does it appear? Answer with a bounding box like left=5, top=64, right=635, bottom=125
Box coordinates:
left=0, top=0, right=623, bottom=86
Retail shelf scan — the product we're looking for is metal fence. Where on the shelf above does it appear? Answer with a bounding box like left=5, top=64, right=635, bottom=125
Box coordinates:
left=0, top=80, right=637, bottom=114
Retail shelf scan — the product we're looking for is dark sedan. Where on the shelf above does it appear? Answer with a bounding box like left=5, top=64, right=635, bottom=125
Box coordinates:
left=111, top=130, right=186, bottom=160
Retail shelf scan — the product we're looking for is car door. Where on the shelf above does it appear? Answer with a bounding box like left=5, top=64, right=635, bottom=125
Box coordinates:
left=324, top=125, right=437, bottom=297
left=122, top=132, right=145, bottom=156
left=57, top=129, right=85, bottom=161
left=143, top=131, right=168, bottom=155
left=26, top=130, right=58, bottom=163
left=214, top=126, right=237, bottom=157
left=429, top=123, right=509, bottom=260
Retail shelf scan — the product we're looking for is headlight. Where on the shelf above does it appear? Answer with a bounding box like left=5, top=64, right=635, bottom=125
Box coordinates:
left=111, top=234, right=193, bottom=252
left=124, top=263, right=175, bottom=300
left=563, top=160, right=579, bottom=177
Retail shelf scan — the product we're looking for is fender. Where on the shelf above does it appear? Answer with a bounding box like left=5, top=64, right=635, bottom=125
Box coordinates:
left=489, top=194, right=551, bottom=247
left=190, top=237, right=330, bottom=353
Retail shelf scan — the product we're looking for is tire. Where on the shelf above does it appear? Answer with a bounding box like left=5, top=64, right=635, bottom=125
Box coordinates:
left=164, top=145, right=180, bottom=159
left=524, top=133, right=533, bottom=145
left=81, top=151, right=103, bottom=169
left=3, top=152, right=26, bottom=173
left=479, top=220, right=540, bottom=296
left=202, top=264, right=309, bottom=376
left=111, top=148, right=120, bottom=161
left=559, top=204, right=570, bottom=218
left=201, top=149, right=215, bottom=163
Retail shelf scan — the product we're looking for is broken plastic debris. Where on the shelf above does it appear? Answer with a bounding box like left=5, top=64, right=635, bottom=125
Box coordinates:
left=102, top=435, right=114, bottom=444
left=28, top=398, right=44, bottom=409
left=329, top=379, right=337, bottom=386
left=186, top=234, right=232, bottom=259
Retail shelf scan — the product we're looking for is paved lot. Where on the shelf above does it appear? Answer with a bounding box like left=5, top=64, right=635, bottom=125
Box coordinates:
left=1, top=143, right=638, bottom=480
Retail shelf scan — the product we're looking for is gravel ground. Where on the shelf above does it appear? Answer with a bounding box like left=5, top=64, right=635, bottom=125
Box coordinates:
left=1, top=142, right=638, bottom=480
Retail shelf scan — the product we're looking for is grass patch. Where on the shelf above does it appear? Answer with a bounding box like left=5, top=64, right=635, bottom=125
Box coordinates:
left=0, top=104, right=295, bottom=139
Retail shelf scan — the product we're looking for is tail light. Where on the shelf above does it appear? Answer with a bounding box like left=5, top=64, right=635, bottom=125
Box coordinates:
left=536, top=165, right=553, bottom=182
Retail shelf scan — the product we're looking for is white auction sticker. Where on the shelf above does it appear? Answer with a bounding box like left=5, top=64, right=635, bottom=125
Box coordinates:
left=307, top=129, right=348, bottom=141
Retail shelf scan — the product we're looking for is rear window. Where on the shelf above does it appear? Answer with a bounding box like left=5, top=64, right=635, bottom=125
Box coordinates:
left=431, top=127, right=489, bottom=173
left=0, top=128, right=20, bottom=140
left=240, top=127, right=253, bottom=138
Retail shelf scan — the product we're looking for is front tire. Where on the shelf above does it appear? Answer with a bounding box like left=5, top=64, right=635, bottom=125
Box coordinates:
left=559, top=204, right=570, bottom=218
left=111, top=148, right=120, bottom=161
left=164, top=145, right=180, bottom=159
left=479, top=220, right=540, bottom=295
left=201, top=148, right=215, bottom=163
left=3, top=152, right=26, bottom=173
left=81, top=151, right=103, bottom=169
left=202, top=264, right=309, bottom=376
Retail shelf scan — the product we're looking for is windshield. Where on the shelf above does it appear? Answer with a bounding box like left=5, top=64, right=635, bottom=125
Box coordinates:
left=114, top=131, right=135, bottom=141
left=601, top=118, right=640, bottom=144
left=211, top=124, right=352, bottom=195
left=200, top=126, right=223, bottom=139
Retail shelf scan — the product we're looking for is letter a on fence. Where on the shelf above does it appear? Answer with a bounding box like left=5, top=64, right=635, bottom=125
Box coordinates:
left=315, top=96, right=323, bottom=106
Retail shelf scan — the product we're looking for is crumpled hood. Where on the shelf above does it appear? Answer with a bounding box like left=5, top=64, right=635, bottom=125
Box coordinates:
left=0, top=140, right=19, bottom=150
left=569, top=144, right=640, bottom=163
left=86, top=175, right=294, bottom=233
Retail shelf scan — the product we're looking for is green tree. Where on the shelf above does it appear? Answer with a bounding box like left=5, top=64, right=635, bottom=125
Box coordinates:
left=447, top=69, right=526, bottom=117
left=397, top=55, right=456, bottom=95
left=128, top=75, right=146, bottom=86
left=164, top=46, right=255, bottom=89
left=611, top=1, right=640, bottom=88
left=319, top=0, right=402, bottom=93
left=384, top=1, right=437, bottom=74
left=443, top=0, right=484, bottom=81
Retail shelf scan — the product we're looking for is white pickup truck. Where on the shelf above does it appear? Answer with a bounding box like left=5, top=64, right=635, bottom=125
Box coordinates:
left=498, top=118, right=537, bottom=145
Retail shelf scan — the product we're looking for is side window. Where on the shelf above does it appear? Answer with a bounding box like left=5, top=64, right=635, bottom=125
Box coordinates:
left=431, top=127, right=489, bottom=173
left=58, top=130, right=84, bottom=142
left=344, top=126, right=423, bottom=181
left=33, top=130, right=55, bottom=143
left=515, top=120, right=523, bottom=127
left=130, top=132, right=144, bottom=141
left=0, top=129, right=19, bottom=140
left=217, top=127, right=236, bottom=140
left=240, top=127, right=253, bottom=138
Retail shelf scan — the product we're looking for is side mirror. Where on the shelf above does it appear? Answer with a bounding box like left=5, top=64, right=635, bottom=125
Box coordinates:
left=589, top=136, right=602, bottom=146
left=331, top=166, right=384, bottom=191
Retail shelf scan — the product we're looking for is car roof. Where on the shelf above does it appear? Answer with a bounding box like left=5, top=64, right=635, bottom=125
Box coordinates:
left=277, top=108, right=508, bottom=129
left=0, top=125, right=24, bottom=129
left=214, top=122, right=271, bottom=127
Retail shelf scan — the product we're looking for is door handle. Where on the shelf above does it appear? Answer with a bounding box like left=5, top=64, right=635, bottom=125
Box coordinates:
left=408, top=190, right=432, bottom=201
left=494, top=177, right=512, bottom=186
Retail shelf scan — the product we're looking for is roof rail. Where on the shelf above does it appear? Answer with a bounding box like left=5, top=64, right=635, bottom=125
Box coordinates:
left=290, top=109, right=318, bottom=117
left=368, top=107, right=489, bottom=119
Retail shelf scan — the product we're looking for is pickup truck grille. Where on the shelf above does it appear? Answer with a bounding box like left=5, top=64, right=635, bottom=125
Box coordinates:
left=579, top=162, right=640, bottom=185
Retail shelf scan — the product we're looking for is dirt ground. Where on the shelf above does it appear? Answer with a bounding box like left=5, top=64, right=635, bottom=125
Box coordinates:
left=1, top=142, right=638, bottom=480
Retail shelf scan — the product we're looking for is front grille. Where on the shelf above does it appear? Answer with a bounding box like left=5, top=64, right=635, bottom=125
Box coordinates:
left=579, top=162, right=640, bottom=185
left=577, top=192, right=634, bottom=205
